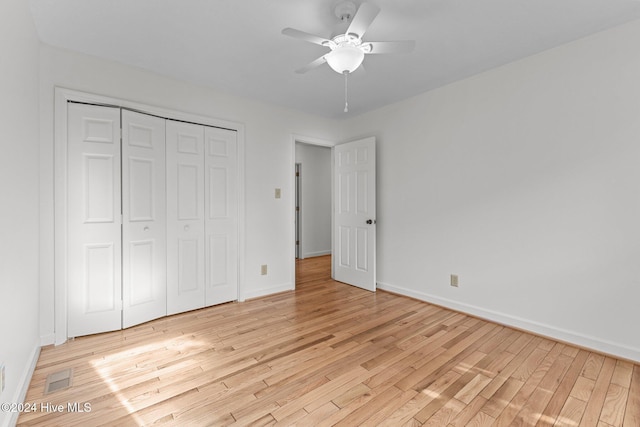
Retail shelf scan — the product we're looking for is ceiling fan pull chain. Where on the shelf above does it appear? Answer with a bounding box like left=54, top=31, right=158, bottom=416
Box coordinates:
left=344, top=71, right=349, bottom=113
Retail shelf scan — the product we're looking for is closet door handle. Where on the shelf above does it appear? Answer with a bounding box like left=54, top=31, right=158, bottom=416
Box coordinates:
left=143, top=226, right=150, bottom=232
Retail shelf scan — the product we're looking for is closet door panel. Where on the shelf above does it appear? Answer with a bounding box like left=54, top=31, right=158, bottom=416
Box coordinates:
left=167, top=121, right=206, bottom=315
left=205, top=127, right=238, bottom=306
left=67, top=103, right=122, bottom=337
left=122, top=110, right=167, bottom=328
left=178, top=164, right=200, bottom=219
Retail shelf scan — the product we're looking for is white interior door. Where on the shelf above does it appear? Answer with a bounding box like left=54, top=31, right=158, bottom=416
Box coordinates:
left=166, top=120, right=206, bottom=315
left=67, top=103, right=122, bottom=337
left=204, top=127, right=238, bottom=306
left=122, top=110, right=167, bottom=328
left=333, top=137, right=377, bottom=291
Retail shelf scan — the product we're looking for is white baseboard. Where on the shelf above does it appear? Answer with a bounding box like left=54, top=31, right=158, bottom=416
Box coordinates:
left=243, top=283, right=294, bottom=301
left=301, top=250, right=331, bottom=259
left=377, top=281, right=640, bottom=363
left=1, top=344, right=40, bottom=427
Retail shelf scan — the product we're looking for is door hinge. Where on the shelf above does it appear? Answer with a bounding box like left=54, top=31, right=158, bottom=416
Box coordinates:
left=295, top=172, right=299, bottom=177
left=295, top=207, right=300, bottom=212
left=296, top=240, right=299, bottom=245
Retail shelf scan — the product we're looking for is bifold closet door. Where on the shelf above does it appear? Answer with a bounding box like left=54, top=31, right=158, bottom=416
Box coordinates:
left=166, top=122, right=239, bottom=313
left=204, top=127, right=238, bottom=305
left=166, top=121, right=206, bottom=315
left=67, top=103, right=122, bottom=337
left=121, top=110, right=167, bottom=328
left=66, top=104, right=238, bottom=336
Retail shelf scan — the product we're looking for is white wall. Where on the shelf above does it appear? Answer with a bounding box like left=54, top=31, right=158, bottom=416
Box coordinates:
left=38, top=45, right=342, bottom=341
left=295, top=143, right=332, bottom=258
left=342, top=19, right=640, bottom=361
left=0, top=0, right=41, bottom=425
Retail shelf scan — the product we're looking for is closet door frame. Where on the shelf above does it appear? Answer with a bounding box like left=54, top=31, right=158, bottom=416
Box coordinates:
left=54, top=87, right=245, bottom=345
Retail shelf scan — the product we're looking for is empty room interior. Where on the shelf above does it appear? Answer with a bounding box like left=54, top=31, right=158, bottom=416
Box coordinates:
left=2, top=0, right=640, bottom=425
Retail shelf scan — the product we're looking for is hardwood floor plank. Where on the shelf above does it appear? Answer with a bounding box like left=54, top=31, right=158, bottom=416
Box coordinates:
left=572, top=376, right=597, bottom=402
left=512, top=352, right=574, bottom=425
left=623, top=365, right=640, bottom=426
left=599, top=383, right=628, bottom=427
left=454, top=373, right=492, bottom=404
left=536, top=349, right=589, bottom=427
left=270, top=366, right=370, bottom=421
left=467, top=410, right=497, bottom=427
left=447, top=395, right=488, bottom=427
left=582, top=353, right=606, bottom=381
left=375, top=370, right=461, bottom=427
left=297, top=401, right=340, bottom=426
left=611, top=360, right=634, bottom=388
left=334, top=386, right=414, bottom=426
left=492, top=342, right=564, bottom=427
left=512, top=348, right=549, bottom=382
left=555, top=396, right=587, bottom=426
left=423, top=396, right=466, bottom=426
left=318, top=368, right=414, bottom=427
left=403, top=323, right=500, bottom=393
left=480, top=335, right=543, bottom=400
left=17, top=256, right=639, bottom=427
left=579, top=357, right=617, bottom=426
left=481, top=377, right=525, bottom=419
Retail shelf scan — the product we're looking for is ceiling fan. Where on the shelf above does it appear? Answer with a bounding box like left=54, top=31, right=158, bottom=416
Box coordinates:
left=282, top=1, right=415, bottom=111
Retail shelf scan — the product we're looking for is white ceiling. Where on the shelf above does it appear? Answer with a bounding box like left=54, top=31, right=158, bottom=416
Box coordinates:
left=29, top=0, right=640, bottom=119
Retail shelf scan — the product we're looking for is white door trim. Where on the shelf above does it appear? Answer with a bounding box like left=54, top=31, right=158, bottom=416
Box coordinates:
left=295, top=162, right=302, bottom=260
left=54, top=87, right=246, bottom=345
left=290, top=134, right=337, bottom=288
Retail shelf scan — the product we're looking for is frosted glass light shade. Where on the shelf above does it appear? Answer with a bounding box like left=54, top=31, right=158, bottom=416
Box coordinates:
left=326, top=45, right=364, bottom=74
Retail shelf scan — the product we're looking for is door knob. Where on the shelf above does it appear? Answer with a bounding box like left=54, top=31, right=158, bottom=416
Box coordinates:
left=184, top=225, right=190, bottom=231
left=366, top=219, right=376, bottom=225
left=143, top=226, right=150, bottom=231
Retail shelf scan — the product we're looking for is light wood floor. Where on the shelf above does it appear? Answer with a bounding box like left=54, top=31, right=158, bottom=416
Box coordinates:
left=20, top=255, right=640, bottom=426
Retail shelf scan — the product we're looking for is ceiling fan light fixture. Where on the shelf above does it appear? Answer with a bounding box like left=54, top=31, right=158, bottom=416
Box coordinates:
left=282, top=1, right=415, bottom=112
left=325, top=45, right=364, bottom=74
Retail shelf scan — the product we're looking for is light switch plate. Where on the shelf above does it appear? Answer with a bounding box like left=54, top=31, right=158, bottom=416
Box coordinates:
left=0, top=363, right=5, bottom=393
left=275, top=188, right=281, bottom=199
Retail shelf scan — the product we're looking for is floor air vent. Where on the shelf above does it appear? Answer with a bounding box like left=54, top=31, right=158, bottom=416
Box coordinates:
left=44, top=368, right=73, bottom=394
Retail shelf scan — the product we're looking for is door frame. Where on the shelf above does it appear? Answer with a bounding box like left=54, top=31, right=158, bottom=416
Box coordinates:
left=295, top=162, right=301, bottom=260
left=290, top=134, right=336, bottom=288
left=54, top=87, right=246, bottom=345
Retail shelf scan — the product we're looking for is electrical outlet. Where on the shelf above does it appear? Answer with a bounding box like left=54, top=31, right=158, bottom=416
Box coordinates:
left=261, top=264, right=268, bottom=275
left=450, top=274, right=459, bottom=287
left=0, top=363, right=5, bottom=393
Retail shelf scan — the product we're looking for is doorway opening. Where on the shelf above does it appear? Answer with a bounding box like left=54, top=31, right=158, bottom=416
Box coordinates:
left=295, top=254, right=332, bottom=287
left=292, top=137, right=335, bottom=286
left=290, top=135, right=377, bottom=292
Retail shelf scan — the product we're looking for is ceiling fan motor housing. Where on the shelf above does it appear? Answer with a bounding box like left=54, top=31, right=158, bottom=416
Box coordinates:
left=334, top=0, right=357, bottom=22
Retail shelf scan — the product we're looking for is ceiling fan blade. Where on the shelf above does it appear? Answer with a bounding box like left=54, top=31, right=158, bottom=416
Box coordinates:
left=282, top=28, right=332, bottom=47
left=363, top=40, right=416, bottom=54
left=295, top=56, right=327, bottom=74
left=346, top=2, right=380, bottom=39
